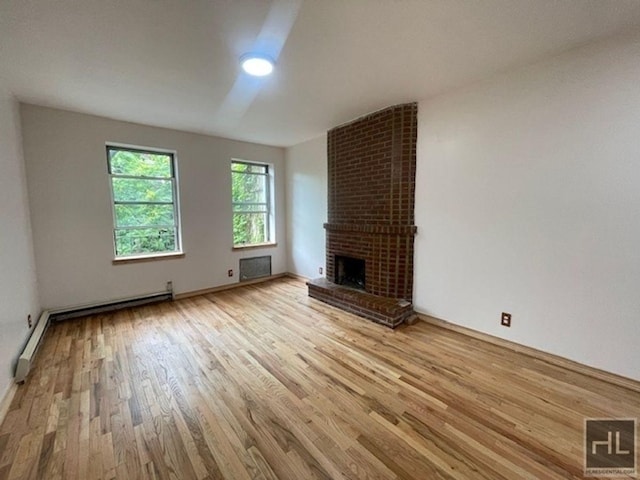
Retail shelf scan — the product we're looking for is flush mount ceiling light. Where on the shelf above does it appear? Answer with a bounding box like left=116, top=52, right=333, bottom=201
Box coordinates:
left=240, top=53, right=274, bottom=76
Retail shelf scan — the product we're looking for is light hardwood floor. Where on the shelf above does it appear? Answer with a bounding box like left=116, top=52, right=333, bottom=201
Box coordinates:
left=0, top=277, right=638, bottom=479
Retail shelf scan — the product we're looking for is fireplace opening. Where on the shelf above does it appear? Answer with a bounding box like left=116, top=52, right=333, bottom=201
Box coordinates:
left=335, top=255, right=366, bottom=290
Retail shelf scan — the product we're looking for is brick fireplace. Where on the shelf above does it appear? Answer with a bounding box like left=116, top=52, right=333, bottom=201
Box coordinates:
left=307, top=103, right=418, bottom=327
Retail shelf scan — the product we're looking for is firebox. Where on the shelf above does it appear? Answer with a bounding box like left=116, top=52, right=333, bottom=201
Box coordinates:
left=335, top=255, right=366, bottom=290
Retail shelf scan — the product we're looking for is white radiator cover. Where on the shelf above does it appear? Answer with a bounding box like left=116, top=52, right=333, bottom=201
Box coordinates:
left=15, top=311, right=50, bottom=383
left=15, top=287, right=173, bottom=383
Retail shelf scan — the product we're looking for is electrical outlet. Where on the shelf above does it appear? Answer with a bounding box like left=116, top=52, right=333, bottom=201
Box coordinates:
left=228, top=269, right=233, bottom=277
left=319, top=266, right=323, bottom=275
left=501, top=312, right=512, bottom=327
left=166, top=281, right=173, bottom=292
left=27, top=314, right=32, bottom=329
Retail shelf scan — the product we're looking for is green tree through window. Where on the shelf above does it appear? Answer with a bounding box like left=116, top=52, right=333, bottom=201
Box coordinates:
left=232, top=161, right=270, bottom=246
left=108, top=146, right=181, bottom=257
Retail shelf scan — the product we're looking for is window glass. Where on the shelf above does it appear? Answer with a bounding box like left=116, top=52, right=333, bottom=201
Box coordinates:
left=108, top=146, right=181, bottom=257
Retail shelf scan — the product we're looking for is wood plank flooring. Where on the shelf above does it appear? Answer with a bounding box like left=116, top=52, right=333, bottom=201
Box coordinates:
left=0, top=277, right=638, bottom=479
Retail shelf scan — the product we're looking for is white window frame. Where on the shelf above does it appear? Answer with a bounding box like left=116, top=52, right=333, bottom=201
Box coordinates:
left=107, top=143, right=183, bottom=260
left=231, top=159, right=275, bottom=248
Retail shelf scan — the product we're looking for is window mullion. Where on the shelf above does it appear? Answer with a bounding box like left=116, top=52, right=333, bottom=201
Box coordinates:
left=110, top=173, right=171, bottom=181
left=115, top=225, right=176, bottom=230
left=231, top=171, right=268, bottom=177
left=113, top=201, right=174, bottom=206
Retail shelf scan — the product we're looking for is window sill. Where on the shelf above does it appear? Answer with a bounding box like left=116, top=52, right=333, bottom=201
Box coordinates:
left=232, top=242, right=277, bottom=251
left=112, top=252, right=185, bottom=265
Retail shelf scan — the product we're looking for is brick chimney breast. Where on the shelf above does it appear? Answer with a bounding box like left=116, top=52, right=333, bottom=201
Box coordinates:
left=308, top=103, right=418, bottom=328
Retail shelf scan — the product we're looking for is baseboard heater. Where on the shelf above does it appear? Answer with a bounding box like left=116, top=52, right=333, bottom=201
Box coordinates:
left=15, top=310, right=51, bottom=383
left=15, top=288, right=172, bottom=383
left=49, top=290, right=173, bottom=322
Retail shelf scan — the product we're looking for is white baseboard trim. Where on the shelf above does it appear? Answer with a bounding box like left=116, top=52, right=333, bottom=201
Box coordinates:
left=417, top=313, right=640, bottom=394
left=174, top=273, right=288, bottom=300
left=285, top=272, right=310, bottom=281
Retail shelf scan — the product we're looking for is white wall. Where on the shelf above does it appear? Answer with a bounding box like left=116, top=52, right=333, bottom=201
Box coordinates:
left=21, top=105, right=286, bottom=309
left=285, top=135, right=327, bottom=279
left=415, top=31, right=640, bottom=381
left=0, top=84, right=40, bottom=399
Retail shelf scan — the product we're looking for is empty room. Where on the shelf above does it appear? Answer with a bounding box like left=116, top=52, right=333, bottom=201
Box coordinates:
left=1, top=1, right=639, bottom=479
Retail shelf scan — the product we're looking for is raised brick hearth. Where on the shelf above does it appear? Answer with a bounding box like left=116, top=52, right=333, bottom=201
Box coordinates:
left=308, top=103, right=418, bottom=328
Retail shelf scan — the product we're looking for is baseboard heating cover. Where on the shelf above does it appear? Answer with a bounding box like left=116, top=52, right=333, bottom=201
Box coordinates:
left=15, top=310, right=51, bottom=383
left=49, top=290, right=173, bottom=322
left=239, top=255, right=272, bottom=281
left=15, top=288, right=172, bottom=384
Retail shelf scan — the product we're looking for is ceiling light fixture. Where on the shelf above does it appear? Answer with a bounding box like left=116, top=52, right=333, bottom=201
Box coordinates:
left=240, top=53, right=274, bottom=77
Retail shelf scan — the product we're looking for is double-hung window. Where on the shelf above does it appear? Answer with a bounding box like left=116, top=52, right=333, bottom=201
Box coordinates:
left=231, top=161, right=271, bottom=247
left=107, top=145, right=181, bottom=258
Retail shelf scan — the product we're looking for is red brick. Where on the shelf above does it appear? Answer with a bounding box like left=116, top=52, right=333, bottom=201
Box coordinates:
left=309, top=104, right=418, bottom=327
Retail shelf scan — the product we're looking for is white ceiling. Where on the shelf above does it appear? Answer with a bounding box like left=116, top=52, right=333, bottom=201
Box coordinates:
left=2, top=0, right=640, bottom=147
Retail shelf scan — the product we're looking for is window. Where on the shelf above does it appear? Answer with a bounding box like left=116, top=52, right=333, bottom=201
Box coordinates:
left=107, top=146, right=181, bottom=258
left=231, top=161, right=272, bottom=246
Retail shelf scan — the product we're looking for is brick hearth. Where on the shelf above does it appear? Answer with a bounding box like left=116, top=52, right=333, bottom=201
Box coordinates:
left=308, top=103, right=418, bottom=328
